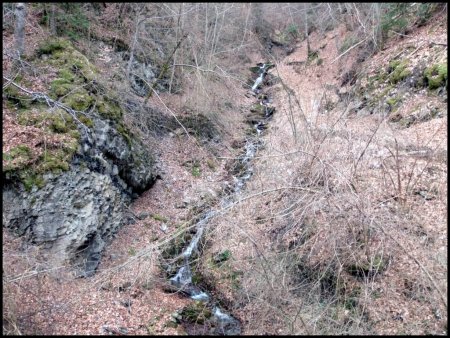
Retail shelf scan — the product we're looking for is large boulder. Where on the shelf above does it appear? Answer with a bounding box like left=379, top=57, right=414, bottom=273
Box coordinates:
left=3, top=167, right=125, bottom=276
left=3, top=118, right=158, bottom=276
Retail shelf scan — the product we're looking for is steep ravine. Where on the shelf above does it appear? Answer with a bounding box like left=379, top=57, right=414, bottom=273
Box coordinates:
left=160, top=63, right=276, bottom=335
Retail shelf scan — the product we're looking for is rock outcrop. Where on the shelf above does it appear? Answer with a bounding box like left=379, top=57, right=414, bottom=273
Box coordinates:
left=2, top=38, right=159, bottom=276
left=3, top=116, right=158, bottom=276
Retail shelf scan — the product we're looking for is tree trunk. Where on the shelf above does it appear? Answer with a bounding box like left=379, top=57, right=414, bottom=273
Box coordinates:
left=14, top=3, right=26, bottom=58
left=169, top=2, right=184, bottom=94
left=50, top=4, right=56, bottom=36
left=303, top=3, right=310, bottom=56
left=127, top=9, right=141, bottom=81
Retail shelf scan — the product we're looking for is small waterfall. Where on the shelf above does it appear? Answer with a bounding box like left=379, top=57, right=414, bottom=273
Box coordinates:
left=165, top=62, right=275, bottom=335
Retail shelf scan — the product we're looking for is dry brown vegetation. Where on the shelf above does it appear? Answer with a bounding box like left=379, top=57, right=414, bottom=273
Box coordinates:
left=3, top=3, right=447, bottom=335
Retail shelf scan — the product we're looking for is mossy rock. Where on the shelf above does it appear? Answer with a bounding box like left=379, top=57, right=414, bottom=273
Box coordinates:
left=308, top=50, right=319, bottom=62
left=36, top=151, right=71, bottom=173
left=4, top=84, right=34, bottom=109
left=50, top=69, right=80, bottom=98
left=97, top=97, right=123, bottom=121
left=51, top=82, right=75, bottom=98
left=58, top=68, right=76, bottom=82
left=8, top=109, right=80, bottom=189
left=152, top=213, right=168, bottom=222
left=38, top=38, right=97, bottom=83
left=19, top=171, right=46, bottom=192
left=161, top=229, right=194, bottom=260
left=424, top=63, right=447, bottom=89
left=206, top=158, right=216, bottom=171
left=271, top=32, right=288, bottom=46
left=388, top=59, right=411, bottom=84
left=37, top=38, right=72, bottom=56
left=191, top=272, right=204, bottom=285
left=17, top=110, right=78, bottom=134
left=191, top=164, right=201, bottom=177
left=77, top=114, right=94, bottom=128
left=62, top=90, right=94, bottom=111
left=116, top=122, right=132, bottom=146
left=180, top=301, right=212, bottom=324
left=249, top=103, right=266, bottom=116
left=387, top=59, right=402, bottom=72
left=386, top=96, right=402, bottom=112
left=386, top=97, right=398, bottom=106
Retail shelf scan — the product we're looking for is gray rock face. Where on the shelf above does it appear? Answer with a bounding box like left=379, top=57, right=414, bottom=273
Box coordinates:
left=85, top=118, right=157, bottom=193
left=129, top=60, right=155, bottom=97
left=3, top=116, right=158, bottom=276
left=3, top=167, right=126, bottom=276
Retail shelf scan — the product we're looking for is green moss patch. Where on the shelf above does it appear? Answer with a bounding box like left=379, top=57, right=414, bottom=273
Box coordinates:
left=387, top=59, right=411, bottom=84
left=308, top=50, right=319, bottom=62
left=424, top=63, right=447, bottom=89
left=191, top=161, right=201, bottom=177
left=4, top=84, right=34, bottom=110
left=250, top=103, right=266, bottom=116
left=42, top=39, right=124, bottom=121
left=180, top=301, right=212, bottom=324
left=116, top=122, right=132, bottom=146
left=386, top=96, right=402, bottom=112
left=39, top=38, right=126, bottom=122
left=37, top=38, right=72, bottom=56
left=20, top=171, right=46, bottom=192
left=62, top=89, right=94, bottom=111
left=152, top=213, right=168, bottom=222
left=6, top=109, right=80, bottom=190
left=18, top=110, right=78, bottom=134
left=3, top=145, right=33, bottom=172
left=77, top=114, right=94, bottom=128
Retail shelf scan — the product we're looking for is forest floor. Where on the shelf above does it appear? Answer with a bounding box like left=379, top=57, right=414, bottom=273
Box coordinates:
left=3, top=9, right=447, bottom=336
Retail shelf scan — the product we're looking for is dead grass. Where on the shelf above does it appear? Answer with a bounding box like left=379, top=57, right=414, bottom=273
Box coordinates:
left=196, top=17, right=447, bottom=335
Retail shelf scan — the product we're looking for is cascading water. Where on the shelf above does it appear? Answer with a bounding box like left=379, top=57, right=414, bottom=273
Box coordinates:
left=164, top=62, right=275, bottom=335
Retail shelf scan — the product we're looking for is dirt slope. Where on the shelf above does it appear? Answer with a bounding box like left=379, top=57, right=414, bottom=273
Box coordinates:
left=196, top=15, right=447, bottom=335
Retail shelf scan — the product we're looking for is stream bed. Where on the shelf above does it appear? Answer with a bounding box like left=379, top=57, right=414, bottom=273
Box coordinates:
left=163, top=63, right=275, bottom=335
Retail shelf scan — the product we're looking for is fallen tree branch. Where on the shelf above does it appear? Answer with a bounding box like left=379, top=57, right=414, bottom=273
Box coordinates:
left=331, top=38, right=367, bottom=64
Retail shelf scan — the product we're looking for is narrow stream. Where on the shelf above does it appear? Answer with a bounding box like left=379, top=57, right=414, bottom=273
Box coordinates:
left=165, top=63, right=275, bottom=335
